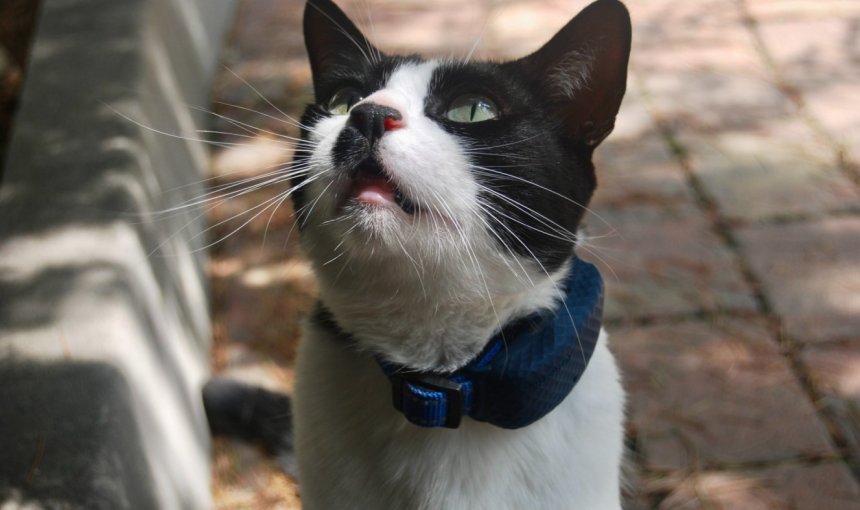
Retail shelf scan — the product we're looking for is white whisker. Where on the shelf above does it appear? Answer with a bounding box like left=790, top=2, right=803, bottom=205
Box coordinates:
left=221, top=65, right=313, bottom=130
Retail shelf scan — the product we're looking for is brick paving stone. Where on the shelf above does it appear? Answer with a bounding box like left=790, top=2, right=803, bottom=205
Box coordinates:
left=753, top=18, right=860, bottom=92
left=643, top=68, right=796, bottom=133
left=482, top=0, right=588, bottom=59
left=584, top=195, right=757, bottom=321
left=640, top=65, right=859, bottom=222
left=316, top=0, right=575, bottom=60
left=647, top=73, right=860, bottom=221
left=801, top=342, right=860, bottom=464
left=801, top=79, right=860, bottom=172
left=753, top=15, right=860, bottom=168
left=684, top=128, right=860, bottom=222
left=737, top=216, right=860, bottom=343
left=612, top=318, right=836, bottom=471
left=650, top=462, right=860, bottom=510
left=359, top=0, right=616, bottom=61
left=631, top=0, right=860, bottom=222
left=580, top=84, right=755, bottom=320
left=629, top=0, right=744, bottom=31
left=745, top=0, right=860, bottom=20
left=586, top=89, right=757, bottom=319
left=592, top=134, right=692, bottom=209
left=630, top=3, right=759, bottom=75
left=592, top=87, right=694, bottom=212
left=360, top=0, right=487, bottom=56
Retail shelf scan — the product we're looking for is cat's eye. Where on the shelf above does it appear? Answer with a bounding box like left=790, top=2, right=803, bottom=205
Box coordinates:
left=445, top=94, right=499, bottom=123
left=328, top=88, right=364, bottom=115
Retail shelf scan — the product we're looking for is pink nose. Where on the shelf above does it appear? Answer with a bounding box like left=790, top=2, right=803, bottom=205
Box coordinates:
left=348, top=103, right=403, bottom=147
left=384, top=116, right=404, bottom=131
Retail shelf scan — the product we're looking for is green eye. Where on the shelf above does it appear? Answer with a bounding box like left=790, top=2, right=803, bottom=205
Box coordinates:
left=327, top=88, right=364, bottom=115
left=445, top=94, right=499, bottom=123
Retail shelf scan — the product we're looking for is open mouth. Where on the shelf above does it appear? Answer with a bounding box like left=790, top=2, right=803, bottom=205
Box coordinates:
left=348, top=160, right=417, bottom=214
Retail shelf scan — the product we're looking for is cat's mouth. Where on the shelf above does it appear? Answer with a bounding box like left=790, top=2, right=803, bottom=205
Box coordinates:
left=346, top=160, right=417, bottom=215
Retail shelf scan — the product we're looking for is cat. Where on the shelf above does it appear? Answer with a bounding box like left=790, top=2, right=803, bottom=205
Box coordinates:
left=225, top=0, right=631, bottom=508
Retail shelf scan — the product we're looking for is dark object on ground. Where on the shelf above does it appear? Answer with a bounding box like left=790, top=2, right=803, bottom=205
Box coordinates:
left=203, top=376, right=297, bottom=476
left=0, top=0, right=41, bottom=181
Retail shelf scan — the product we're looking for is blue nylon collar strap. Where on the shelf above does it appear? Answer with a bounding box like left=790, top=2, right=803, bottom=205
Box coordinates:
left=315, top=257, right=604, bottom=430
left=379, top=257, right=605, bottom=429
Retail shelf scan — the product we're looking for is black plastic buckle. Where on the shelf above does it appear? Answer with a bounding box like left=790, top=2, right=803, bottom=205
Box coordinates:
left=391, top=373, right=464, bottom=429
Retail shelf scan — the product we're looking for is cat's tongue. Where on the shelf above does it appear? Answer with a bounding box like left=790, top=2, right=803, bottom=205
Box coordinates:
left=353, top=172, right=397, bottom=206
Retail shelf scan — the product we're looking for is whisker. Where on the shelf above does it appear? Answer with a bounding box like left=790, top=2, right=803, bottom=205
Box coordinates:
left=187, top=172, right=328, bottom=253
left=221, top=65, right=313, bottom=130
left=297, top=178, right=336, bottom=229
left=212, top=100, right=315, bottom=132
left=103, top=103, right=245, bottom=150
left=463, top=14, right=490, bottom=64
left=470, top=164, right=622, bottom=240
left=196, top=129, right=314, bottom=148
left=189, top=104, right=308, bottom=144
left=476, top=184, right=579, bottom=242
left=462, top=132, right=546, bottom=153
left=476, top=201, right=589, bottom=367
left=157, top=167, right=312, bottom=216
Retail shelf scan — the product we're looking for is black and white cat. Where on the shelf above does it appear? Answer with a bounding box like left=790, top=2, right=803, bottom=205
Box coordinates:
left=289, top=0, right=631, bottom=507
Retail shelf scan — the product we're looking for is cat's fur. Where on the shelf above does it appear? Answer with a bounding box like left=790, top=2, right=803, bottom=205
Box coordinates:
left=290, top=0, right=631, bottom=508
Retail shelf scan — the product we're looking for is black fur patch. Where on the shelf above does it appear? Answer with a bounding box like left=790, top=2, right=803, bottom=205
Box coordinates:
left=426, top=62, right=597, bottom=271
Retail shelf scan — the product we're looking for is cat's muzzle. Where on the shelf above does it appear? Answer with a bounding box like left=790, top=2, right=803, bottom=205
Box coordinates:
left=345, top=158, right=417, bottom=215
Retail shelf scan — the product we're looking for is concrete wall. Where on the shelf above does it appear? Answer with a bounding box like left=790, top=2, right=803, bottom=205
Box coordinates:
left=0, top=0, right=235, bottom=508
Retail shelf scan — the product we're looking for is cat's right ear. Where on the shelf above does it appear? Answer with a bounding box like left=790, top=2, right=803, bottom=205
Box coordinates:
left=514, top=0, right=631, bottom=150
left=304, top=0, right=378, bottom=87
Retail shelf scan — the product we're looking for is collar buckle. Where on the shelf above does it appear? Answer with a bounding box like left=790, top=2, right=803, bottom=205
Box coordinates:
left=391, top=373, right=466, bottom=429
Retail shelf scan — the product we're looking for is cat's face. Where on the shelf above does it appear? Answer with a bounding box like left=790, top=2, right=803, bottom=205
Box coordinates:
left=293, top=0, right=630, bottom=302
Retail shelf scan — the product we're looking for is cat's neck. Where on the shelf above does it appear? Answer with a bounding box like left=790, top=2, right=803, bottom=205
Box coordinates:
left=314, top=254, right=571, bottom=372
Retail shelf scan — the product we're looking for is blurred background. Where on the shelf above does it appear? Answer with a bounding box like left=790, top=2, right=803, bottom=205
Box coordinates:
left=3, top=0, right=859, bottom=508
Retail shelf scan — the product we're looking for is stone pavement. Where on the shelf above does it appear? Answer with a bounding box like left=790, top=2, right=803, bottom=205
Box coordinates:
left=207, top=1, right=860, bottom=508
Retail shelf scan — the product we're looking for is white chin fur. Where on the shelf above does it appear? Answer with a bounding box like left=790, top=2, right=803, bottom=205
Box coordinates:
left=301, top=60, right=569, bottom=371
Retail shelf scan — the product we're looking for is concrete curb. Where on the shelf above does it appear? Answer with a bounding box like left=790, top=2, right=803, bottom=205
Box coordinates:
left=0, top=0, right=235, bottom=508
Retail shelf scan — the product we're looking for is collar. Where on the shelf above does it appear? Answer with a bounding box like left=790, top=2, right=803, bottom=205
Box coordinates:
left=314, top=257, right=604, bottom=430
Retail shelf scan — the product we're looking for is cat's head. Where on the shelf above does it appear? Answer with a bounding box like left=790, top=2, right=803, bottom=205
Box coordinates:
left=292, top=0, right=629, bottom=356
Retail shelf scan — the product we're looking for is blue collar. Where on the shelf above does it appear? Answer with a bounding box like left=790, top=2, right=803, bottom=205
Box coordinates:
left=315, top=257, right=604, bottom=430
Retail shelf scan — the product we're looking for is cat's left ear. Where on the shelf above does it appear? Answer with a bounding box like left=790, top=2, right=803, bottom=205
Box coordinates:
left=304, top=0, right=380, bottom=92
left=514, top=0, right=631, bottom=148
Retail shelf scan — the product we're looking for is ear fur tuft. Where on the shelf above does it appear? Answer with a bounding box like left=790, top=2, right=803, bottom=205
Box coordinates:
left=546, top=48, right=596, bottom=100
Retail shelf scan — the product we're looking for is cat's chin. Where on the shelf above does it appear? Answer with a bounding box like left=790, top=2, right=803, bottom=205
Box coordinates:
left=340, top=200, right=412, bottom=228
left=334, top=203, right=464, bottom=255
left=332, top=183, right=456, bottom=239
left=325, top=203, right=415, bottom=255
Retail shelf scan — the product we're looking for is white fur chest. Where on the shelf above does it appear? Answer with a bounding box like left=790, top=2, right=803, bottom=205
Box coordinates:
left=293, top=320, right=626, bottom=510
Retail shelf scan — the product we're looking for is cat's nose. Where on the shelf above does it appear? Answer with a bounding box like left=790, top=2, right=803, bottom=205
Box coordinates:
left=348, top=103, right=403, bottom=147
